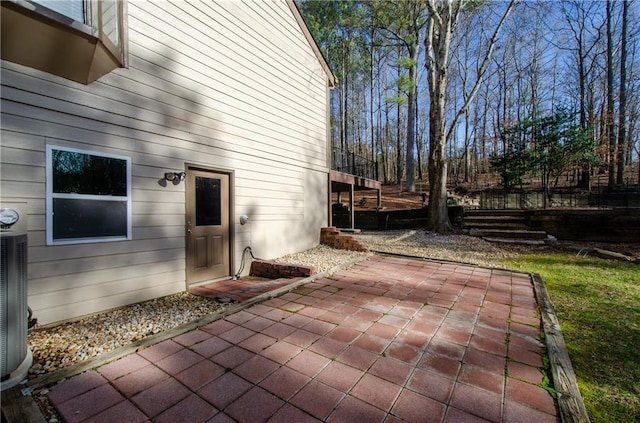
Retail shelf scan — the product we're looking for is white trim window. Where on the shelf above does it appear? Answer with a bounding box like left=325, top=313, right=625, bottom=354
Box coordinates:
left=46, top=145, right=132, bottom=245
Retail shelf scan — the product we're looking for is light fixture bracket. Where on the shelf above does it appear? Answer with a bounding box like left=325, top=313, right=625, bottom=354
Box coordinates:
left=164, top=172, right=186, bottom=182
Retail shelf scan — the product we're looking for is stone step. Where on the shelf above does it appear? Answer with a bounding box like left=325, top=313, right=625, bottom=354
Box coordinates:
left=469, top=228, right=548, bottom=239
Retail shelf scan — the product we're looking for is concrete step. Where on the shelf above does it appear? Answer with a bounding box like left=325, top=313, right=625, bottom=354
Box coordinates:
left=469, top=228, right=548, bottom=239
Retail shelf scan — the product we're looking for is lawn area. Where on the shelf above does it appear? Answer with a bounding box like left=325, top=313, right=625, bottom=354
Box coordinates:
left=501, top=253, right=640, bottom=423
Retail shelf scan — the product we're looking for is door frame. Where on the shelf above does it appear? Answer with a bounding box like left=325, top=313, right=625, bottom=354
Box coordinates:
left=185, top=164, right=235, bottom=288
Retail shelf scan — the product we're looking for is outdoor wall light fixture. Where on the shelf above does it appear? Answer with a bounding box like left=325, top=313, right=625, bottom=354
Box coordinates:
left=164, top=172, right=186, bottom=182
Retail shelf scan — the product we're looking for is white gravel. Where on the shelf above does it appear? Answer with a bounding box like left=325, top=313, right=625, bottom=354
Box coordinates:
left=273, top=244, right=371, bottom=273
left=27, top=292, right=231, bottom=378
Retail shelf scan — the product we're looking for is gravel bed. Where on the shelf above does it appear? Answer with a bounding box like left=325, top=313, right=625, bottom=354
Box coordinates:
left=355, top=229, right=517, bottom=267
left=27, top=292, right=230, bottom=379
left=273, top=243, right=371, bottom=272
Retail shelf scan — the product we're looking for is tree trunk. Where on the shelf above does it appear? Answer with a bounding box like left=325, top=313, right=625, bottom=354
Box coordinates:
left=616, top=0, right=627, bottom=185
left=464, top=111, right=470, bottom=183
left=427, top=64, right=451, bottom=232
left=606, top=0, right=616, bottom=186
left=425, top=4, right=455, bottom=233
left=383, top=95, right=390, bottom=183
left=416, top=100, right=424, bottom=181
left=424, top=0, right=515, bottom=233
left=396, top=61, right=403, bottom=185
left=406, top=43, right=418, bottom=193
left=370, top=28, right=376, bottom=179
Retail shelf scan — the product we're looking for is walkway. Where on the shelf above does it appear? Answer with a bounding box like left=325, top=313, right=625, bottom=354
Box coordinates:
left=46, top=255, right=558, bottom=422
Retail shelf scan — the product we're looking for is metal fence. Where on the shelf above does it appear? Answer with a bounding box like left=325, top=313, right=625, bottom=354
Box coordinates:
left=479, top=190, right=640, bottom=209
left=332, top=147, right=378, bottom=180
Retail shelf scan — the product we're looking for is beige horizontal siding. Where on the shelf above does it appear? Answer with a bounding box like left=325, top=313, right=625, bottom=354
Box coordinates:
left=28, top=237, right=183, bottom=263
left=29, top=270, right=186, bottom=311
left=1, top=79, right=325, bottom=170
left=162, top=1, right=326, bottom=114
left=133, top=226, right=185, bottom=240
left=0, top=163, right=44, bottom=183
left=28, top=248, right=184, bottom=279
left=1, top=102, right=315, bottom=181
left=28, top=260, right=185, bottom=296
left=1, top=0, right=330, bottom=324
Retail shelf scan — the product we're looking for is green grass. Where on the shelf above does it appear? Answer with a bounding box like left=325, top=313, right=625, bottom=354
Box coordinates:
left=501, top=253, right=640, bottom=423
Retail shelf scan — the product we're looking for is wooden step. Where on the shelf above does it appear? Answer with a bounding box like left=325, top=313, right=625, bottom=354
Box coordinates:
left=469, top=228, right=548, bottom=239
left=463, top=215, right=526, bottom=223
left=464, top=210, right=526, bottom=217
left=462, top=221, right=527, bottom=230
left=483, top=237, right=547, bottom=245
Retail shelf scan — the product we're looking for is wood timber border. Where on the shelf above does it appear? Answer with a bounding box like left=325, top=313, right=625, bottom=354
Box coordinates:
left=531, top=273, right=591, bottom=423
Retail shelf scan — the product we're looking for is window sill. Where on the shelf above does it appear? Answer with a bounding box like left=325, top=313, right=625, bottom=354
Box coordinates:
left=49, top=236, right=130, bottom=246
left=1, top=1, right=124, bottom=84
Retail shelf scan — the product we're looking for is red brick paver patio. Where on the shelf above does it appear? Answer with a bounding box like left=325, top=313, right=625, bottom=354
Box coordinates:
left=46, top=255, right=559, bottom=422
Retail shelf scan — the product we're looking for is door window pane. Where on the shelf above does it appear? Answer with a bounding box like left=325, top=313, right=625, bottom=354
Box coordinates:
left=195, top=177, right=221, bottom=226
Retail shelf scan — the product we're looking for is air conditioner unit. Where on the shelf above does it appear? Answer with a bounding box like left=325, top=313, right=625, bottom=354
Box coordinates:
left=1, top=231, right=31, bottom=389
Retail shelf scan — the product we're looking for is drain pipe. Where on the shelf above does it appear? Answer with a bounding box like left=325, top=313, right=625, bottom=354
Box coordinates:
left=27, top=305, right=37, bottom=329
left=233, top=246, right=263, bottom=280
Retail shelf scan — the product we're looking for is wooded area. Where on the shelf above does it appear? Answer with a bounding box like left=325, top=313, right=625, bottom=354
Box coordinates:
left=299, top=0, right=640, bottom=231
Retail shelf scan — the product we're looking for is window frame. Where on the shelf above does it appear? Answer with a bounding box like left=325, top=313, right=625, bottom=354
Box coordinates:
left=46, top=145, right=132, bottom=245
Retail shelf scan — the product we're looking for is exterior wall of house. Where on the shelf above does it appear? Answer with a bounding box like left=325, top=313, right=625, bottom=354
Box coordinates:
left=0, top=0, right=330, bottom=325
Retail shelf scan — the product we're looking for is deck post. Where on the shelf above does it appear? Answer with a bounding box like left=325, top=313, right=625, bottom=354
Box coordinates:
left=349, top=183, right=355, bottom=229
